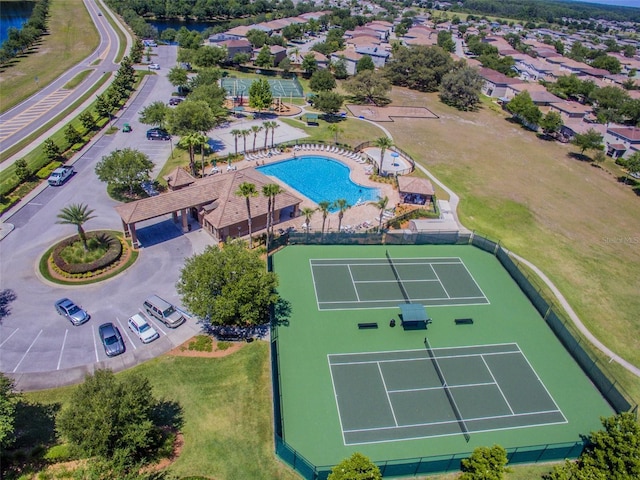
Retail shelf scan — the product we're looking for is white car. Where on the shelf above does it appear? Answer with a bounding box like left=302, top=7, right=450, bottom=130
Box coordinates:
left=149, top=63, right=160, bottom=70
left=128, top=313, right=159, bottom=344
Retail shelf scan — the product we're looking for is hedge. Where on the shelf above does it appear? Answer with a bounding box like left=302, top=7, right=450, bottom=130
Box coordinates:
left=51, top=232, right=122, bottom=274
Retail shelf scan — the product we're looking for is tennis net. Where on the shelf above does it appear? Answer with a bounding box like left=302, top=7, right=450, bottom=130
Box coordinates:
left=424, top=337, right=470, bottom=442
left=385, top=250, right=410, bottom=303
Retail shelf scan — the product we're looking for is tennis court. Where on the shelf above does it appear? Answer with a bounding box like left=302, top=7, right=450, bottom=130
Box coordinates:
left=272, top=244, right=616, bottom=475
left=221, top=77, right=304, bottom=98
left=329, top=341, right=566, bottom=445
left=311, top=255, right=489, bottom=309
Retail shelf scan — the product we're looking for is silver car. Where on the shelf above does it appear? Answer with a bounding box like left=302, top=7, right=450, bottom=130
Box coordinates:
left=55, top=298, right=90, bottom=326
left=98, top=323, right=125, bottom=357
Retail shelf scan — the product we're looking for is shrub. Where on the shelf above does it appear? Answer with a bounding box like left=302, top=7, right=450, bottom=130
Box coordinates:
left=36, top=161, right=63, bottom=180
left=188, top=335, right=213, bottom=352
left=51, top=232, right=122, bottom=274
left=43, top=444, right=72, bottom=462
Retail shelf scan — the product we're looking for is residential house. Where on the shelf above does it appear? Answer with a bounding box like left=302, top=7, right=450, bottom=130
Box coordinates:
left=604, top=126, right=640, bottom=159
left=331, top=49, right=362, bottom=76
left=215, top=39, right=252, bottom=61
left=548, top=101, right=592, bottom=121
left=506, top=82, right=564, bottom=106
left=354, top=46, right=390, bottom=69
left=477, top=67, right=521, bottom=99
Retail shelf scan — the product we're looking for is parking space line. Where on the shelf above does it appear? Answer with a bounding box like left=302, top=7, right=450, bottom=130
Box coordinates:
left=147, top=315, right=167, bottom=336
left=57, top=330, right=68, bottom=370
left=94, top=329, right=100, bottom=362
left=117, top=316, right=136, bottom=349
left=0, top=329, right=18, bottom=348
left=13, top=330, right=43, bottom=373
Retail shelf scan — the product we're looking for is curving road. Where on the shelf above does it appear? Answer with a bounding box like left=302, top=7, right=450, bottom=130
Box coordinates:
left=0, top=0, right=132, bottom=170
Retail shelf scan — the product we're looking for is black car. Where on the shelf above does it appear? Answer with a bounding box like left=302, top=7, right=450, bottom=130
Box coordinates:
left=98, top=322, right=125, bottom=357
left=146, top=128, right=171, bottom=141
left=168, top=97, right=183, bottom=106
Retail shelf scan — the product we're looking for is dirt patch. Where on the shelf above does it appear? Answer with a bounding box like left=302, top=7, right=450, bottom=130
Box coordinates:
left=346, top=104, right=438, bottom=121
left=167, top=337, right=246, bottom=358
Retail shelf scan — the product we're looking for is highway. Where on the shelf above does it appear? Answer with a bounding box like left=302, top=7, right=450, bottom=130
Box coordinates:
left=0, top=0, right=133, bottom=171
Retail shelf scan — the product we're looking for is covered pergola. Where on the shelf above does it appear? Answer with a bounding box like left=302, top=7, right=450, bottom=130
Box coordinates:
left=397, top=176, right=435, bottom=206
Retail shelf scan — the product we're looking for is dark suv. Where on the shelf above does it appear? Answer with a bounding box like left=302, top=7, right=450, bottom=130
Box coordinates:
left=168, top=97, right=183, bottom=106
left=146, top=128, right=171, bottom=141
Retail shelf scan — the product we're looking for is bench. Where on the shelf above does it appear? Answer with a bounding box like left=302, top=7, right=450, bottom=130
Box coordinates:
left=358, top=322, right=378, bottom=329
left=401, top=319, right=430, bottom=330
left=455, top=318, right=474, bottom=325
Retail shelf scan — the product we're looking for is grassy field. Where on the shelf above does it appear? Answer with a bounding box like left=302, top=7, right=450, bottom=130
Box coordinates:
left=0, top=0, right=99, bottom=113
left=20, top=344, right=570, bottom=480
left=382, top=87, right=640, bottom=402
left=24, top=343, right=300, bottom=480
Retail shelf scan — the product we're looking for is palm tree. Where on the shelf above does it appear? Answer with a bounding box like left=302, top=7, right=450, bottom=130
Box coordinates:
left=230, top=129, right=242, bottom=156
left=235, top=182, right=258, bottom=248
left=374, top=136, right=393, bottom=175
left=178, top=133, right=201, bottom=177
left=301, top=206, right=315, bottom=237
left=262, top=121, right=272, bottom=148
left=56, top=203, right=96, bottom=251
left=251, top=125, right=263, bottom=151
left=261, top=183, right=283, bottom=250
left=328, top=123, right=343, bottom=145
left=269, top=121, right=280, bottom=147
left=333, top=198, right=351, bottom=233
left=317, top=200, right=331, bottom=237
left=240, top=129, right=251, bottom=153
left=375, top=195, right=389, bottom=232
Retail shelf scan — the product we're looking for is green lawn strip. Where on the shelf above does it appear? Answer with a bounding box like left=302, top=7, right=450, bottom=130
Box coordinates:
left=63, top=70, right=92, bottom=89
left=0, top=0, right=99, bottom=113
left=23, top=343, right=299, bottom=480
left=279, top=116, right=383, bottom=148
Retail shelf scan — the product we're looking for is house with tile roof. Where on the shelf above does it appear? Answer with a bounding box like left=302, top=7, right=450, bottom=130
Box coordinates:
left=115, top=168, right=303, bottom=247
left=604, top=126, right=640, bottom=160
left=477, top=67, right=521, bottom=99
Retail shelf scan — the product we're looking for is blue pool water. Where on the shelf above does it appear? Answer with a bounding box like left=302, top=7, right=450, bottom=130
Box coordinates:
left=257, top=156, right=380, bottom=212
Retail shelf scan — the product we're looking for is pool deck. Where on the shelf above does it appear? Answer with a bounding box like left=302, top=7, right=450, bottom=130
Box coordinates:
left=208, top=145, right=401, bottom=233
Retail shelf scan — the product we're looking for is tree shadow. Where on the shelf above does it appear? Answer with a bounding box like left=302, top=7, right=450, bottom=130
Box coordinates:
left=567, top=151, right=592, bottom=162
left=272, top=297, right=291, bottom=327
left=0, top=288, right=17, bottom=322
left=152, top=400, right=184, bottom=431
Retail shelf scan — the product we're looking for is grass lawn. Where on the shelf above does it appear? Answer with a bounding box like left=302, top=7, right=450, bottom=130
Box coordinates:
left=383, top=87, right=640, bottom=403
left=0, top=0, right=99, bottom=113
left=24, top=342, right=300, bottom=480
left=20, top=343, right=571, bottom=480
left=279, top=115, right=382, bottom=148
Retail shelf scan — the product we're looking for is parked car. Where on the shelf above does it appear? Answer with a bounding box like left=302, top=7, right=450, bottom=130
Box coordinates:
left=143, top=295, right=185, bottom=328
left=47, top=165, right=74, bottom=186
left=98, top=322, right=125, bottom=357
left=146, top=128, right=171, bottom=141
left=55, top=298, right=90, bottom=326
left=128, top=313, right=159, bottom=344
left=168, top=97, right=183, bottom=106
left=148, top=63, right=160, bottom=70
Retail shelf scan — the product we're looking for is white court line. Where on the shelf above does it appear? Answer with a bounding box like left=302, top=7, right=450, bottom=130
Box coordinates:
left=346, top=265, right=361, bottom=302
left=458, top=259, right=491, bottom=304
left=429, top=263, right=451, bottom=299
left=309, top=258, right=322, bottom=311
left=354, top=279, right=441, bottom=284
left=56, top=330, right=69, bottom=370
left=327, top=358, right=349, bottom=446
left=388, top=381, right=496, bottom=394
left=328, top=342, right=519, bottom=360
left=12, top=330, right=43, bottom=373
left=377, top=362, right=398, bottom=427
left=516, top=343, right=568, bottom=423
left=0, top=329, right=19, bottom=348
left=481, top=354, right=514, bottom=415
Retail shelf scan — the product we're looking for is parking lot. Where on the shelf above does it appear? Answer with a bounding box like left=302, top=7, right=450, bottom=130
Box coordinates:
left=0, top=46, right=209, bottom=390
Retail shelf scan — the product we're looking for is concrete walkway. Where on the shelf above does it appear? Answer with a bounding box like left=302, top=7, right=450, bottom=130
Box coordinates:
left=348, top=113, right=639, bottom=378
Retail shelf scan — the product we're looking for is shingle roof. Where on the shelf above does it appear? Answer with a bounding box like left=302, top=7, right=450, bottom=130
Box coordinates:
left=608, top=126, right=640, bottom=142
left=164, top=167, right=196, bottom=189
left=115, top=169, right=303, bottom=226
left=397, top=176, right=435, bottom=196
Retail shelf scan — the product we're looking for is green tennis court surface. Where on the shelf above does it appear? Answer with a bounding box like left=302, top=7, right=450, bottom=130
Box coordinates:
left=330, top=342, right=565, bottom=445
left=311, top=256, right=488, bottom=309
left=272, top=245, right=615, bottom=473
left=221, top=77, right=304, bottom=97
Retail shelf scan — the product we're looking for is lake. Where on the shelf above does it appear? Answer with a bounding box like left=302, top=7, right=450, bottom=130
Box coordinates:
left=0, top=0, right=35, bottom=45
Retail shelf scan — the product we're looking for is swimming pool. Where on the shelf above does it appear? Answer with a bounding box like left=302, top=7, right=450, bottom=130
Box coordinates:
left=257, top=156, right=380, bottom=212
